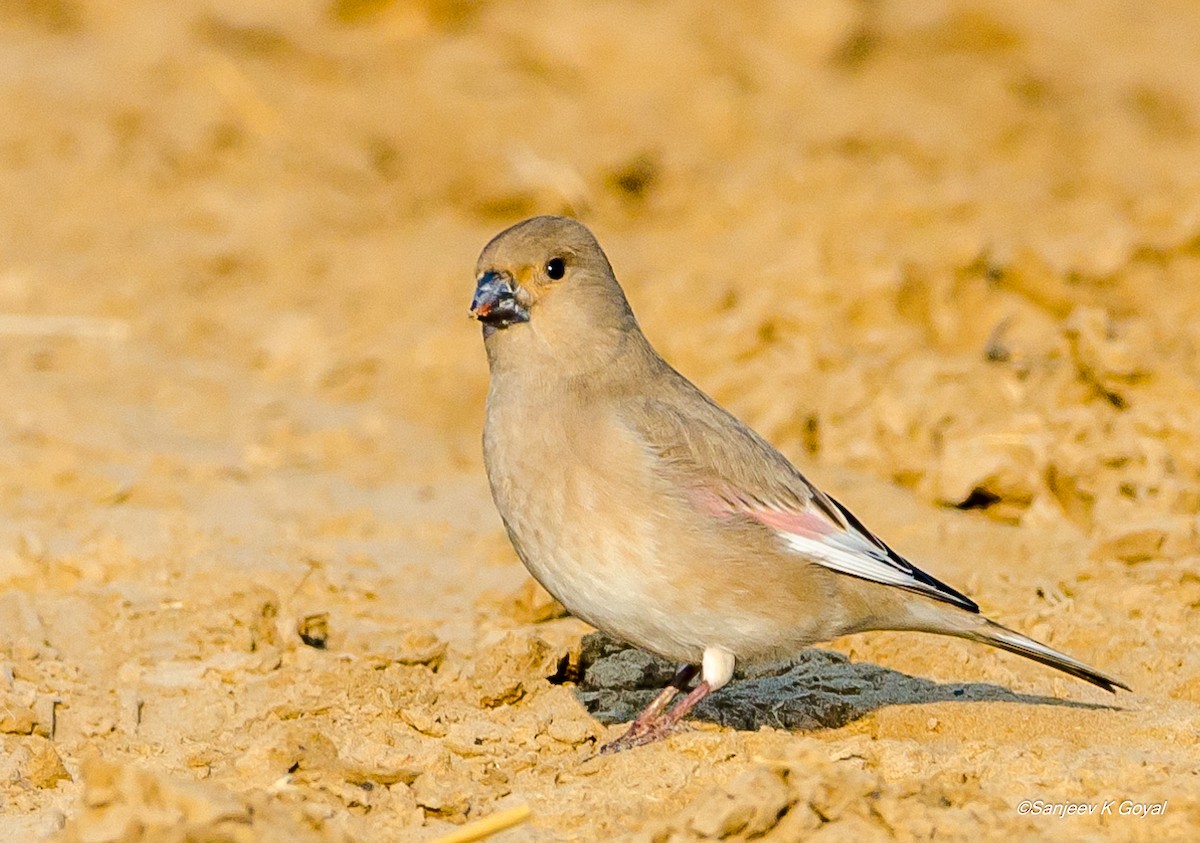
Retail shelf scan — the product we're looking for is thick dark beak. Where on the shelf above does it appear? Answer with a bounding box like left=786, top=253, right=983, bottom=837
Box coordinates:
left=470, top=271, right=529, bottom=331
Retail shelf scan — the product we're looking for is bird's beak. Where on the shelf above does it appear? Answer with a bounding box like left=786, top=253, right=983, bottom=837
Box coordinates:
left=470, top=271, right=529, bottom=331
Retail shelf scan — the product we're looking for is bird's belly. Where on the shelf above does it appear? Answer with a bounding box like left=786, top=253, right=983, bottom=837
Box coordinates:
left=495, top=475, right=831, bottom=664
left=497, top=472, right=704, bottom=661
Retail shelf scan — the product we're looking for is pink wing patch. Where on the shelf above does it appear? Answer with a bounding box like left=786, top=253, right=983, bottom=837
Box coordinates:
left=739, top=504, right=837, bottom=538
left=689, top=487, right=837, bottom=539
left=686, top=483, right=980, bottom=612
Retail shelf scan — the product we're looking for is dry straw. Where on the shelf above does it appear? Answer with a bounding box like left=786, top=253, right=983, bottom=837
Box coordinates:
left=430, top=804, right=532, bottom=843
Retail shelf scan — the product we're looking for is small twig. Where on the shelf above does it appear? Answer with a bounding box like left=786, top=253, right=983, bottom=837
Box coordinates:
left=430, top=804, right=532, bottom=843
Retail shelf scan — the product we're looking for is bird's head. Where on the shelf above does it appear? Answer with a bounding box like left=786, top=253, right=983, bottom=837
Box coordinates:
left=471, top=216, right=637, bottom=358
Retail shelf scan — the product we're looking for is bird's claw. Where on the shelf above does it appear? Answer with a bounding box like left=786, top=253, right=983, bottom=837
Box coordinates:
left=599, top=720, right=682, bottom=754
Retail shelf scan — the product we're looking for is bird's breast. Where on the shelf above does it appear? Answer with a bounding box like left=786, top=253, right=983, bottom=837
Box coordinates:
left=481, top=383, right=694, bottom=654
left=483, top=386, right=651, bottom=581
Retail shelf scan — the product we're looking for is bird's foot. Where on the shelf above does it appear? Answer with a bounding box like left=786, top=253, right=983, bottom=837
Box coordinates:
left=599, top=680, right=714, bottom=754
left=600, top=719, right=682, bottom=754
left=598, top=663, right=698, bottom=755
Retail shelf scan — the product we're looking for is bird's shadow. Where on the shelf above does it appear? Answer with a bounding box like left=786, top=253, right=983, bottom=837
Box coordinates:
left=564, top=633, right=1119, bottom=732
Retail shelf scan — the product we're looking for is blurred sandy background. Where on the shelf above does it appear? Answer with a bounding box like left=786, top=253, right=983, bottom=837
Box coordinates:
left=1, top=0, right=1199, bottom=840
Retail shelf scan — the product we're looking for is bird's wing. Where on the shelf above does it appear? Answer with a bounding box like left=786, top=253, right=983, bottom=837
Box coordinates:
left=625, top=377, right=979, bottom=613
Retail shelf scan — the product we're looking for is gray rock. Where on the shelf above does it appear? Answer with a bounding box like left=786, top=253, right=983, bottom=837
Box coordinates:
left=574, top=632, right=1112, bottom=731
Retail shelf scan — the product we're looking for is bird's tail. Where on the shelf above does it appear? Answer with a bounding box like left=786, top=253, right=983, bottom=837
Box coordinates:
left=953, top=618, right=1130, bottom=694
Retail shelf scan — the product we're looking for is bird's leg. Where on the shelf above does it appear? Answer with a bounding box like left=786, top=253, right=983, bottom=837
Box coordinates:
left=633, top=664, right=698, bottom=725
left=599, top=663, right=697, bottom=755
left=600, top=648, right=735, bottom=753
left=657, top=680, right=714, bottom=729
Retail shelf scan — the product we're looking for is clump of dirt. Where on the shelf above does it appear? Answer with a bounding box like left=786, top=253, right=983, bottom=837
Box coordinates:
left=58, top=757, right=356, bottom=843
left=576, top=633, right=1105, bottom=734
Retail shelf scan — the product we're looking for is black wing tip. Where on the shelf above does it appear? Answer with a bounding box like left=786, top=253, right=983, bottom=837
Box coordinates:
left=910, top=567, right=980, bottom=614
left=824, top=493, right=981, bottom=613
left=949, top=591, right=981, bottom=614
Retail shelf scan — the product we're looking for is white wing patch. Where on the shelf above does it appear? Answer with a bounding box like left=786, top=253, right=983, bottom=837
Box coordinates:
left=780, top=531, right=927, bottom=592
left=767, top=497, right=980, bottom=613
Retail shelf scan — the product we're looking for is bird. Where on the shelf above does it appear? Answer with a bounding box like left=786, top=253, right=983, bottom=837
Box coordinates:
left=469, top=215, right=1129, bottom=753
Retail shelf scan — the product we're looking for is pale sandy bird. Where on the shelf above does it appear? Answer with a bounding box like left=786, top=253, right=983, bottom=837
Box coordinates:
left=470, top=215, right=1128, bottom=753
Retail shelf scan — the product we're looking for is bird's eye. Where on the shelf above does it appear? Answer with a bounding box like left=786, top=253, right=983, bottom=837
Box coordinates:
left=545, top=257, right=566, bottom=280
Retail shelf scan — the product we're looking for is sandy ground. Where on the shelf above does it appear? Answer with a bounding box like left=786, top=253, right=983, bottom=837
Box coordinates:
left=1, top=1, right=1199, bottom=840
